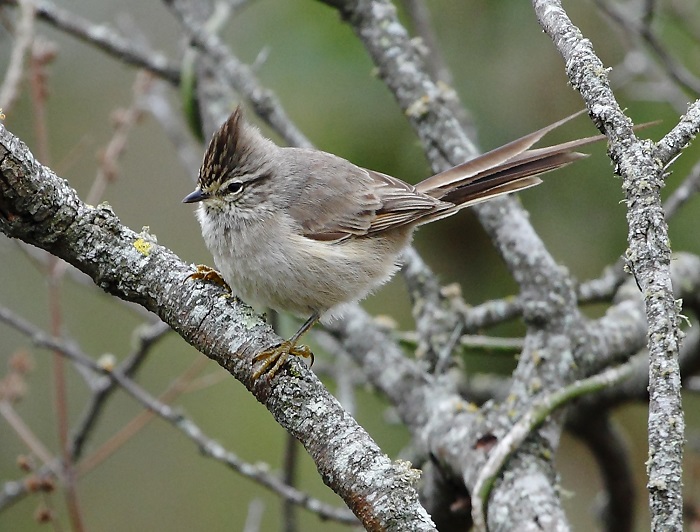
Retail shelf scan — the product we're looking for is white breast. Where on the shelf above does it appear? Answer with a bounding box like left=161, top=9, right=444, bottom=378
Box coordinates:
left=196, top=204, right=412, bottom=318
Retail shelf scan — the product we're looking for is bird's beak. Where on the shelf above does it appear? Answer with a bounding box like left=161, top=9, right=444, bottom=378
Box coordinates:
left=183, top=188, right=209, bottom=203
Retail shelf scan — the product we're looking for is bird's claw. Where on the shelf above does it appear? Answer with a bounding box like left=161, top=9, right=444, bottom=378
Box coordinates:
left=252, top=341, right=314, bottom=380
left=187, top=264, right=231, bottom=292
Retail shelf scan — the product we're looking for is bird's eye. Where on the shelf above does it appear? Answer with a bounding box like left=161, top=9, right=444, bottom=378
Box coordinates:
left=224, top=181, right=244, bottom=195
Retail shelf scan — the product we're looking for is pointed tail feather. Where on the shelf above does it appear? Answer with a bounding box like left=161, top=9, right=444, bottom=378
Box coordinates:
left=437, top=151, right=587, bottom=208
left=416, top=110, right=590, bottom=195
left=410, top=114, right=659, bottom=223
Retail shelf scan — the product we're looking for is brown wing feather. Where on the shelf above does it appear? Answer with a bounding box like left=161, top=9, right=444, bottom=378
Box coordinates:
left=285, top=152, right=379, bottom=241
left=364, top=170, right=452, bottom=233
left=285, top=151, right=448, bottom=242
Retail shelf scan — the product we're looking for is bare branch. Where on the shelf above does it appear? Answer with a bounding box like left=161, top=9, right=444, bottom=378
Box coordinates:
left=592, top=0, right=700, bottom=96
left=163, top=0, right=312, bottom=147
left=656, top=99, right=700, bottom=164
left=0, top=0, right=35, bottom=111
left=664, top=158, right=700, bottom=219
left=19, top=0, right=181, bottom=84
left=69, top=320, right=170, bottom=462
left=471, top=361, right=635, bottom=531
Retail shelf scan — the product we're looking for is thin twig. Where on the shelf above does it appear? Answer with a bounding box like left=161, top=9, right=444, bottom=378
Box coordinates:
left=592, top=0, right=700, bottom=96
left=28, top=37, right=54, bottom=165
left=142, top=79, right=202, bottom=178
left=0, top=0, right=35, bottom=111
left=162, top=0, right=312, bottom=148
left=69, top=320, right=170, bottom=461
left=27, top=29, right=86, bottom=529
left=0, top=305, right=358, bottom=524
left=76, top=356, right=210, bottom=476
left=664, top=158, right=700, bottom=219
left=453, top=296, right=522, bottom=331
left=47, top=264, right=85, bottom=532
left=243, top=499, right=265, bottom=532
left=0, top=401, right=57, bottom=472
left=18, top=0, right=181, bottom=84
left=282, top=433, right=299, bottom=532
left=86, top=74, right=149, bottom=206
left=578, top=260, right=627, bottom=304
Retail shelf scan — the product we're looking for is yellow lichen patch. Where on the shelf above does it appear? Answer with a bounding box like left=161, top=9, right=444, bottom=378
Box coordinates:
left=133, top=238, right=152, bottom=256
left=405, top=94, right=430, bottom=118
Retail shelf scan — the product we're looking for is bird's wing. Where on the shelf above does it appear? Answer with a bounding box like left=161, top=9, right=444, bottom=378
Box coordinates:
left=285, top=150, right=448, bottom=242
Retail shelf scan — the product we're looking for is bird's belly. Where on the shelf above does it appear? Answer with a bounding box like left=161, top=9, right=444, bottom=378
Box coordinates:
left=206, top=217, right=411, bottom=317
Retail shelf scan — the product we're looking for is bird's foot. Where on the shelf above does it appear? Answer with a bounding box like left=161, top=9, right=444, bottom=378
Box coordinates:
left=187, top=264, right=231, bottom=292
left=252, top=341, right=314, bottom=380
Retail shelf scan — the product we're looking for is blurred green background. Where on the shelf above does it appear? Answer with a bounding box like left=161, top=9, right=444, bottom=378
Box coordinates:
left=1, top=0, right=699, bottom=530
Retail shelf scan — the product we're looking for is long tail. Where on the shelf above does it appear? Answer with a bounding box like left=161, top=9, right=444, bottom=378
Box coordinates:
left=416, top=111, right=605, bottom=210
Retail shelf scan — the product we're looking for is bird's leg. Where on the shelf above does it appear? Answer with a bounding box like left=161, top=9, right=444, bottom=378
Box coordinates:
left=252, top=312, right=320, bottom=380
left=187, top=264, right=231, bottom=292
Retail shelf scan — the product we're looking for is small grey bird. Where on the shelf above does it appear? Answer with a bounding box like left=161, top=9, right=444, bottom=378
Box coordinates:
left=184, top=107, right=599, bottom=378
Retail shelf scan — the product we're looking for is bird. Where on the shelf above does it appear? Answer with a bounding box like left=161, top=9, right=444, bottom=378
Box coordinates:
left=184, top=106, right=600, bottom=379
